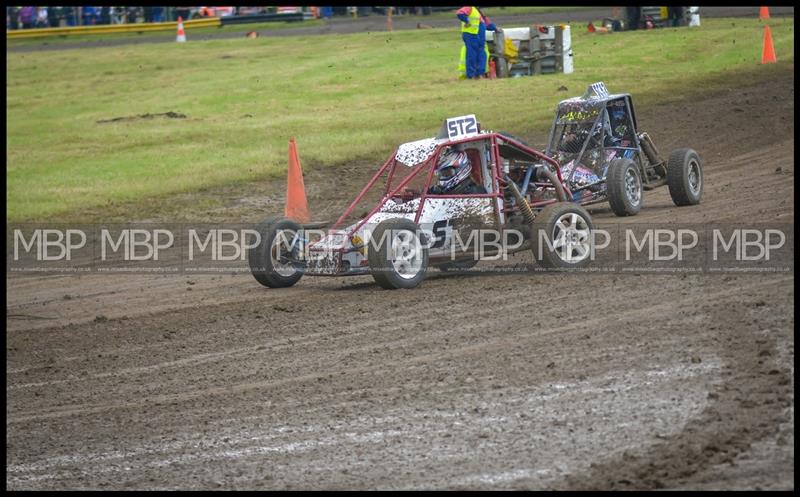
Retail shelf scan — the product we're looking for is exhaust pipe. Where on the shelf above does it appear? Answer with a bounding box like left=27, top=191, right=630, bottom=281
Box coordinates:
left=535, top=166, right=567, bottom=202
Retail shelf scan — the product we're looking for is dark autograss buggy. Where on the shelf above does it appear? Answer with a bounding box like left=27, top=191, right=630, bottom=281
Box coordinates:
left=539, top=82, right=704, bottom=216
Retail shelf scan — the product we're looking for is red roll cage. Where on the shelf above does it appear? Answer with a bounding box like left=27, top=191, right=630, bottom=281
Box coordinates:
left=330, top=133, right=569, bottom=238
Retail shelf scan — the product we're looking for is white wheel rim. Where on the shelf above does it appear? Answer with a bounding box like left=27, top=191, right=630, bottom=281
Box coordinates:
left=390, top=229, right=423, bottom=279
left=687, top=159, right=702, bottom=195
left=551, top=212, right=592, bottom=264
left=271, top=230, right=299, bottom=277
left=625, top=167, right=641, bottom=206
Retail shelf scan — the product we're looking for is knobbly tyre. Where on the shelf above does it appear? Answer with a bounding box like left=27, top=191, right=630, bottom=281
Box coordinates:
left=248, top=115, right=596, bottom=290
left=538, top=82, right=704, bottom=216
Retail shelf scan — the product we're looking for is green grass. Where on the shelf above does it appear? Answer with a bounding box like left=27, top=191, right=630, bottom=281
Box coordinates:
left=6, top=17, right=794, bottom=222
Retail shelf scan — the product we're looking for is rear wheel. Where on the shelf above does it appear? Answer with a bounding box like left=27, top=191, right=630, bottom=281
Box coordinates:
left=530, top=202, right=594, bottom=269
left=368, top=218, right=429, bottom=289
left=606, top=158, right=643, bottom=216
left=248, top=217, right=304, bottom=288
left=667, top=148, right=703, bottom=206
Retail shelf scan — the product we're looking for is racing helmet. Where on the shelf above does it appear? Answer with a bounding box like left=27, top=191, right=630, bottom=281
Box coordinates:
left=436, top=150, right=472, bottom=192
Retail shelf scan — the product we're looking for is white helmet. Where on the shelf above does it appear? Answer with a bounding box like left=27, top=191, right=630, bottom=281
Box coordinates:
left=436, top=150, right=471, bottom=192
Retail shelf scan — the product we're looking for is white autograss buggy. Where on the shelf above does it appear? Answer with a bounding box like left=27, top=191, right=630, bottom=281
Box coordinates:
left=249, top=116, right=596, bottom=289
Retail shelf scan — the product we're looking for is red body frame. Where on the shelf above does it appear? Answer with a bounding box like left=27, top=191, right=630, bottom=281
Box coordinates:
left=301, top=133, right=573, bottom=277
left=328, top=133, right=570, bottom=241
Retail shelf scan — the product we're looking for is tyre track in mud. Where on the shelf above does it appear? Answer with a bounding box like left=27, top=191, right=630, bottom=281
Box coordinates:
left=8, top=274, right=788, bottom=423
left=6, top=71, right=794, bottom=489
left=554, top=287, right=794, bottom=490
left=7, top=272, right=792, bottom=489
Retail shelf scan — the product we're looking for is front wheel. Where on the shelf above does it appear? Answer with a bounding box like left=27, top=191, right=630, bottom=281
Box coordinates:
left=606, top=158, right=643, bottom=216
left=667, top=148, right=703, bottom=206
left=248, top=217, right=304, bottom=288
left=368, top=218, right=429, bottom=289
left=530, top=202, right=594, bottom=269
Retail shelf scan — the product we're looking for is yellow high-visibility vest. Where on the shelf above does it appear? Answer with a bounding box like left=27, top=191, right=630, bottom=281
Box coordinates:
left=458, top=43, right=491, bottom=78
left=461, top=7, right=480, bottom=35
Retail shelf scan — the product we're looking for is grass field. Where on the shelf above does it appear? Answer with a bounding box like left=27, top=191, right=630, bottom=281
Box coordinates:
left=6, top=17, right=794, bottom=222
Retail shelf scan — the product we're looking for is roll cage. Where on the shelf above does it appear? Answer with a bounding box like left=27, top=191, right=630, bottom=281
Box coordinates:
left=329, top=132, right=570, bottom=238
left=545, top=92, right=646, bottom=187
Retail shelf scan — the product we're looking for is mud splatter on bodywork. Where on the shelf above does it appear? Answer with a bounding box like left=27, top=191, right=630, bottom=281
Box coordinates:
left=395, top=138, right=442, bottom=167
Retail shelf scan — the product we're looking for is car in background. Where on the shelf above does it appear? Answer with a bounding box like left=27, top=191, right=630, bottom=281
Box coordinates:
left=191, top=6, right=236, bottom=18
left=540, top=82, right=703, bottom=217
left=276, top=6, right=303, bottom=15
left=236, top=7, right=267, bottom=16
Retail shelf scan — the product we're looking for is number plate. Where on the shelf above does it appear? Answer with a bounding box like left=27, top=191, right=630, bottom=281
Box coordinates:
left=445, top=115, right=479, bottom=140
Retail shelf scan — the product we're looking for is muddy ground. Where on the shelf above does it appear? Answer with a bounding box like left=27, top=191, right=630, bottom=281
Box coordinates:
left=6, top=68, right=794, bottom=489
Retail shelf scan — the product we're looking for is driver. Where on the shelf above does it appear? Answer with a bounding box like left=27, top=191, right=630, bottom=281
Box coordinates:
left=428, top=149, right=487, bottom=194
left=560, top=126, right=587, bottom=154
left=608, top=108, right=629, bottom=145
left=560, top=123, right=600, bottom=154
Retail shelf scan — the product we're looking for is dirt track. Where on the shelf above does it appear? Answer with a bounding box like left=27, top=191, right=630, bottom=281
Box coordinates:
left=6, top=70, right=794, bottom=489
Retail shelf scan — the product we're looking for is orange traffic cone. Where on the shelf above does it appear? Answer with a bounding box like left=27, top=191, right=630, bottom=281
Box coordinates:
left=285, top=138, right=310, bottom=223
left=176, top=16, right=186, bottom=43
left=759, top=6, right=770, bottom=20
left=761, top=25, right=777, bottom=64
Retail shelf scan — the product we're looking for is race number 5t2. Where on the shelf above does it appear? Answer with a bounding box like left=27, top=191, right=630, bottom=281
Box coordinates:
left=446, top=115, right=478, bottom=140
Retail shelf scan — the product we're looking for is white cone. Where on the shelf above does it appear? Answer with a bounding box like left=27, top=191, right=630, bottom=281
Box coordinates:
left=176, top=17, right=187, bottom=43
